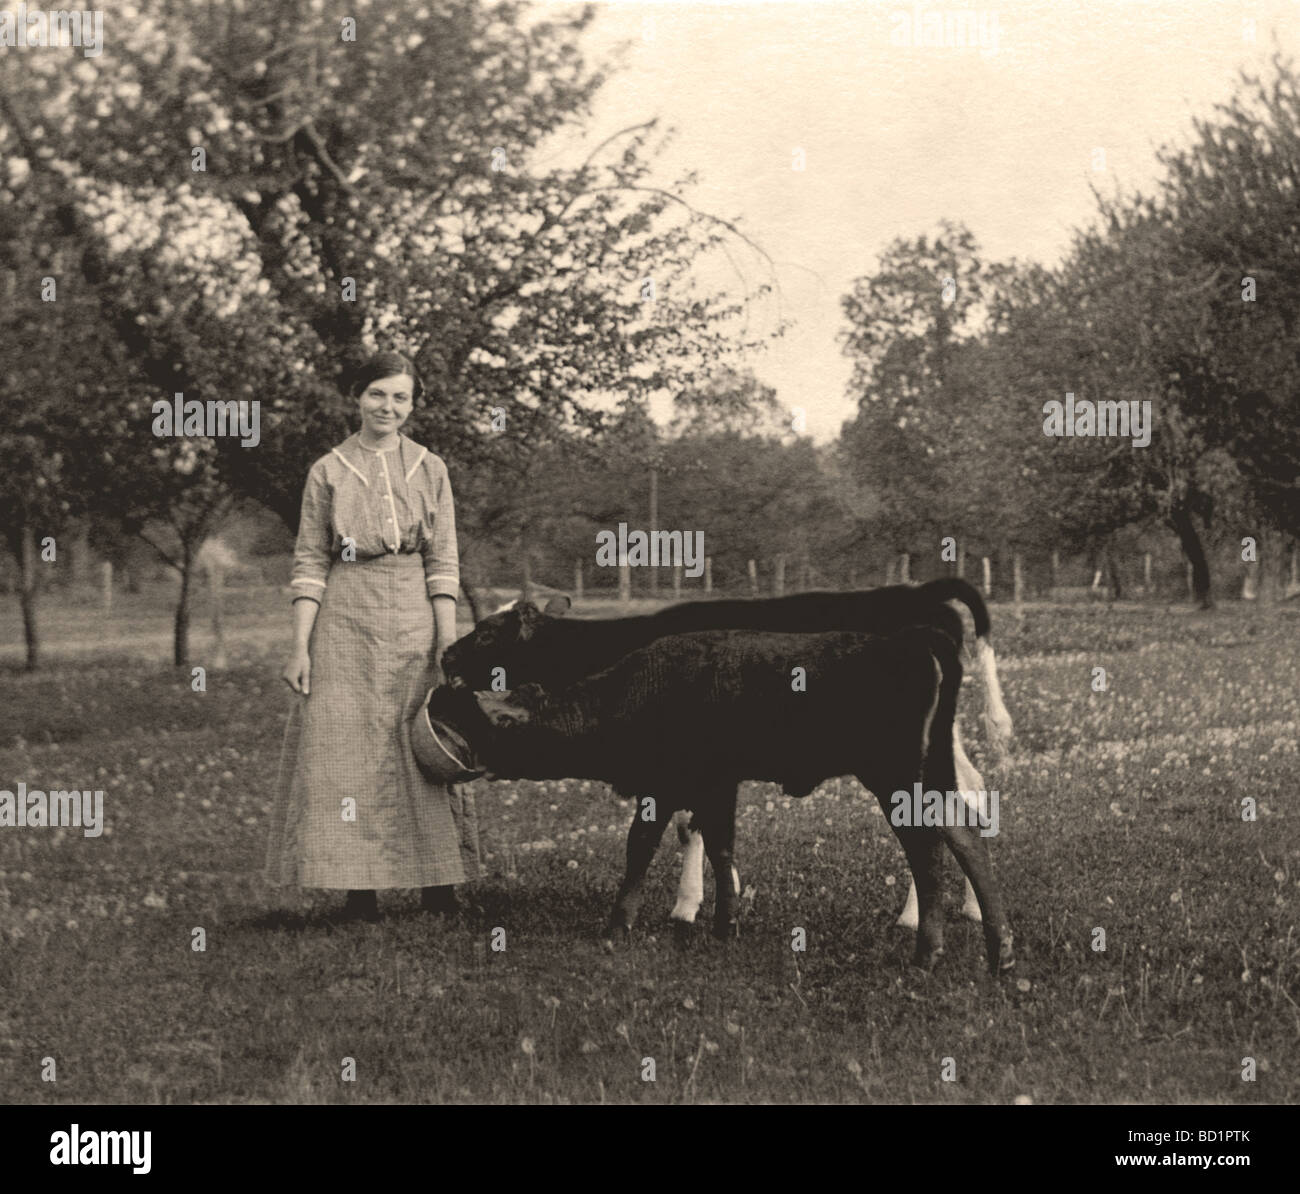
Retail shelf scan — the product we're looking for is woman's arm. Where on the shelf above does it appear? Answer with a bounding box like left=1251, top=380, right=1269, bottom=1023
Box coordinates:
left=283, top=597, right=319, bottom=694
left=431, top=594, right=457, bottom=680
left=284, top=460, right=331, bottom=695
left=421, top=457, right=460, bottom=604
left=421, top=456, right=461, bottom=681
left=290, top=461, right=333, bottom=600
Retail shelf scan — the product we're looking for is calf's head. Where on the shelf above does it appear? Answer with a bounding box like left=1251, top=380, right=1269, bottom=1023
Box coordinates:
left=442, top=598, right=569, bottom=691
left=417, top=681, right=551, bottom=783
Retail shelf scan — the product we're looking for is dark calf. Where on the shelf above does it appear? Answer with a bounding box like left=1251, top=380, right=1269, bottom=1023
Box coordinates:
left=438, top=580, right=1014, bottom=931
left=426, top=626, right=1015, bottom=975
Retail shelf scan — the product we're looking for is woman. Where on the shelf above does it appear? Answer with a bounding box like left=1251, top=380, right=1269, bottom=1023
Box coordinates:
left=265, top=351, right=479, bottom=921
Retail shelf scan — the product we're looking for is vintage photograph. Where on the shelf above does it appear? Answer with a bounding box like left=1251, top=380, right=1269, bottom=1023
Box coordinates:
left=1, top=0, right=1297, bottom=1123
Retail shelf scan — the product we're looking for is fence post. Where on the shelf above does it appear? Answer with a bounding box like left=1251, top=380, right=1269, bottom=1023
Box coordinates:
left=1050, top=549, right=1060, bottom=592
left=574, top=559, right=584, bottom=600
left=704, top=557, right=713, bottom=594
left=1143, top=552, right=1152, bottom=595
left=672, top=564, right=682, bottom=599
left=774, top=554, right=786, bottom=597
left=619, top=562, right=631, bottom=604
left=982, top=556, right=992, bottom=598
left=101, top=561, right=113, bottom=615
left=956, top=544, right=965, bottom=579
left=900, top=552, right=910, bottom=583
left=747, top=559, right=758, bottom=596
left=1013, top=551, right=1024, bottom=607
left=886, top=559, right=897, bottom=585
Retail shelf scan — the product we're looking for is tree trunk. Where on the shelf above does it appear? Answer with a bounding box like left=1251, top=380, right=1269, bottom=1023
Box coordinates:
left=19, top=526, right=41, bottom=671
left=1170, top=504, right=1213, bottom=609
left=1259, top=528, right=1284, bottom=605
left=1105, top=546, right=1123, bottom=600
left=67, top=521, right=90, bottom=586
left=173, top=554, right=195, bottom=667
left=208, top=559, right=227, bottom=669
left=648, top=466, right=658, bottom=597
left=520, top=535, right=533, bottom=605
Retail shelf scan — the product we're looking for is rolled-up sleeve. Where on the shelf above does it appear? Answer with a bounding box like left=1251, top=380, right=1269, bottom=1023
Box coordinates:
left=290, top=460, right=332, bottom=599
left=422, top=458, right=460, bottom=601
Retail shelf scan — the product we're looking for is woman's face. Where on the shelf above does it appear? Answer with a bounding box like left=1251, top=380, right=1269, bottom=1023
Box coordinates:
left=358, top=373, right=414, bottom=437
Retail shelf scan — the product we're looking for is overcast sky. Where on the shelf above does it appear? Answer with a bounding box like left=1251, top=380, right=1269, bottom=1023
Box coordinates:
left=538, top=0, right=1297, bottom=439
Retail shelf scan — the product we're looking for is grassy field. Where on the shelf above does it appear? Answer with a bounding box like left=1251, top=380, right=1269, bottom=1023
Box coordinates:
left=1, top=591, right=1297, bottom=1104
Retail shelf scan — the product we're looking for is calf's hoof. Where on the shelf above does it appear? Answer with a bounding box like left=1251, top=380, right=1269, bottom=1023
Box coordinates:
left=911, top=942, right=944, bottom=972
left=671, top=918, right=697, bottom=950
left=601, top=918, right=632, bottom=949
left=988, top=930, right=1016, bottom=976
left=711, top=917, right=739, bottom=941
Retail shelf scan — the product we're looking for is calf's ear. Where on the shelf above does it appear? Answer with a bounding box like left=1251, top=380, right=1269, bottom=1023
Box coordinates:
left=515, top=600, right=542, bottom=639
left=543, top=594, right=572, bottom=616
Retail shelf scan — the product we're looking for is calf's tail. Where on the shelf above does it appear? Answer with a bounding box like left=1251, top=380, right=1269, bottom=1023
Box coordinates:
left=915, top=577, right=1013, bottom=758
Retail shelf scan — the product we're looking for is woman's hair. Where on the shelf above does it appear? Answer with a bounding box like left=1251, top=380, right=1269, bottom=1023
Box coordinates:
left=350, top=351, right=423, bottom=402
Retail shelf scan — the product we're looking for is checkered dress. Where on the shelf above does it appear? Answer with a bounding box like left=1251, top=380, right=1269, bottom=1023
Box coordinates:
left=264, top=435, right=480, bottom=890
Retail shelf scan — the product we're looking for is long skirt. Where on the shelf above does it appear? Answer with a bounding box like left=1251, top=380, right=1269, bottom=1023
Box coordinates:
left=264, top=552, right=481, bottom=890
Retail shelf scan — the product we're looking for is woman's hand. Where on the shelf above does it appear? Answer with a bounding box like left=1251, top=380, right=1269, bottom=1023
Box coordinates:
left=283, top=647, right=312, bottom=695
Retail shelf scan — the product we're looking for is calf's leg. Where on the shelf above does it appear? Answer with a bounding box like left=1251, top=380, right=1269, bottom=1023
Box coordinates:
left=670, top=812, right=706, bottom=926
left=937, top=823, right=1015, bottom=974
left=897, top=721, right=983, bottom=928
left=953, top=725, right=985, bottom=923
left=883, top=814, right=947, bottom=969
left=694, top=786, right=741, bottom=939
left=604, top=803, right=672, bottom=941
